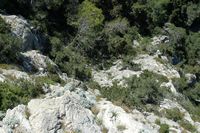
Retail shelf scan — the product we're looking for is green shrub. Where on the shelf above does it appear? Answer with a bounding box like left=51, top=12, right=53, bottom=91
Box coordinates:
left=165, top=108, right=184, bottom=122
left=75, top=66, right=91, bottom=81
left=54, top=47, right=92, bottom=81
left=172, top=77, right=188, bottom=93
left=0, top=16, right=10, bottom=33
left=0, top=80, right=44, bottom=111
left=0, top=17, right=22, bottom=63
left=159, top=123, right=169, bottom=133
left=186, top=32, right=200, bottom=66
left=34, top=76, right=56, bottom=86
left=179, top=120, right=196, bottom=132
left=78, top=0, right=104, bottom=29
left=100, top=71, right=169, bottom=109
left=117, top=124, right=126, bottom=131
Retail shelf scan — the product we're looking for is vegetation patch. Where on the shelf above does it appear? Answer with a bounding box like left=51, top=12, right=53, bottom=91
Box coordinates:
left=99, top=70, right=170, bottom=109
left=165, top=108, right=184, bottom=122
left=0, top=80, right=44, bottom=111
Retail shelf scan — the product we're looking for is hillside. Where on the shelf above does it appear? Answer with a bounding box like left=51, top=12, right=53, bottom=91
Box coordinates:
left=0, top=0, right=200, bottom=133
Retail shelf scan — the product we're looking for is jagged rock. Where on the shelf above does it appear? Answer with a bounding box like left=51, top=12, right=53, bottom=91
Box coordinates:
left=133, top=40, right=140, bottom=48
left=0, top=68, right=30, bottom=80
left=152, top=35, right=169, bottom=46
left=133, top=54, right=180, bottom=79
left=92, top=60, right=142, bottom=87
left=185, top=73, right=197, bottom=85
left=28, top=91, right=100, bottom=133
left=0, top=14, right=45, bottom=51
left=0, top=90, right=101, bottom=133
left=95, top=100, right=158, bottom=133
left=46, top=81, right=96, bottom=109
left=20, top=50, right=58, bottom=72
left=195, top=122, right=200, bottom=132
left=1, top=105, right=31, bottom=133
left=0, top=74, right=6, bottom=82
left=160, top=80, right=178, bottom=95
left=93, top=55, right=180, bottom=88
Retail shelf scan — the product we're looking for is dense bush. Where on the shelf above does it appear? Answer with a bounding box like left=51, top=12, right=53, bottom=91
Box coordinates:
left=54, top=47, right=92, bottom=81
left=0, top=80, right=44, bottom=111
left=165, top=108, right=184, bottom=122
left=0, top=16, right=10, bottom=33
left=173, top=77, right=200, bottom=105
left=159, top=123, right=170, bottom=133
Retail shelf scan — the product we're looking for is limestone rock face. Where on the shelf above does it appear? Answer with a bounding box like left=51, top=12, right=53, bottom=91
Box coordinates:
left=93, top=54, right=180, bottom=88
left=152, top=35, right=169, bottom=46
left=0, top=86, right=101, bottom=133
left=0, top=74, right=6, bottom=82
left=95, top=100, right=158, bottom=133
left=20, top=50, right=58, bottom=72
left=0, top=14, right=45, bottom=51
left=28, top=91, right=100, bottom=133
left=160, top=80, right=178, bottom=95
left=46, top=81, right=96, bottom=109
left=133, top=54, right=180, bottom=79
left=92, top=60, right=142, bottom=87
left=185, top=73, right=197, bottom=85
left=0, top=68, right=30, bottom=81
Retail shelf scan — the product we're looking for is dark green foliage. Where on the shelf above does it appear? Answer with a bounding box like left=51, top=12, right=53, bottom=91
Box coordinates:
left=103, top=18, right=138, bottom=57
left=173, top=77, right=200, bottom=105
left=0, top=16, right=10, bottom=33
left=160, top=23, right=187, bottom=64
left=159, top=124, right=169, bottom=133
left=0, top=34, right=22, bottom=63
left=172, top=77, right=188, bottom=93
left=0, top=17, right=22, bottom=63
left=186, top=32, right=200, bottom=65
left=54, top=47, right=92, bottom=81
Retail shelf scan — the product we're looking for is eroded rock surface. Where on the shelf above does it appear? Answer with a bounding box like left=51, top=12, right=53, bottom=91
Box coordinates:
left=133, top=54, right=180, bottom=79
left=94, top=100, right=158, bottom=133
left=0, top=14, right=44, bottom=51
left=93, top=60, right=142, bottom=87
left=0, top=82, right=101, bottom=133
left=20, top=50, right=58, bottom=72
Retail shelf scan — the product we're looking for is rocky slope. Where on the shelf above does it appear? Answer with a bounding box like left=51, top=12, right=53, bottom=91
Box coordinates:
left=0, top=14, right=200, bottom=133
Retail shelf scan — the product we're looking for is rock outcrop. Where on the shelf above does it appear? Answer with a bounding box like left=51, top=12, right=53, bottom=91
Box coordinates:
left=133, top=54, right=180, bottom=79
left=151, top=35, right=169, bottom=46
left=20, top=50, right=58, bottom=72
left=0, top=14, right=45, bottom=51
left=94, top=100, right=158, bottom=133
left=0, top=82, right=101, bottom=133
left=0, top=68, right=30, bottom=81
left=93, top=60, right=142, bottom=87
